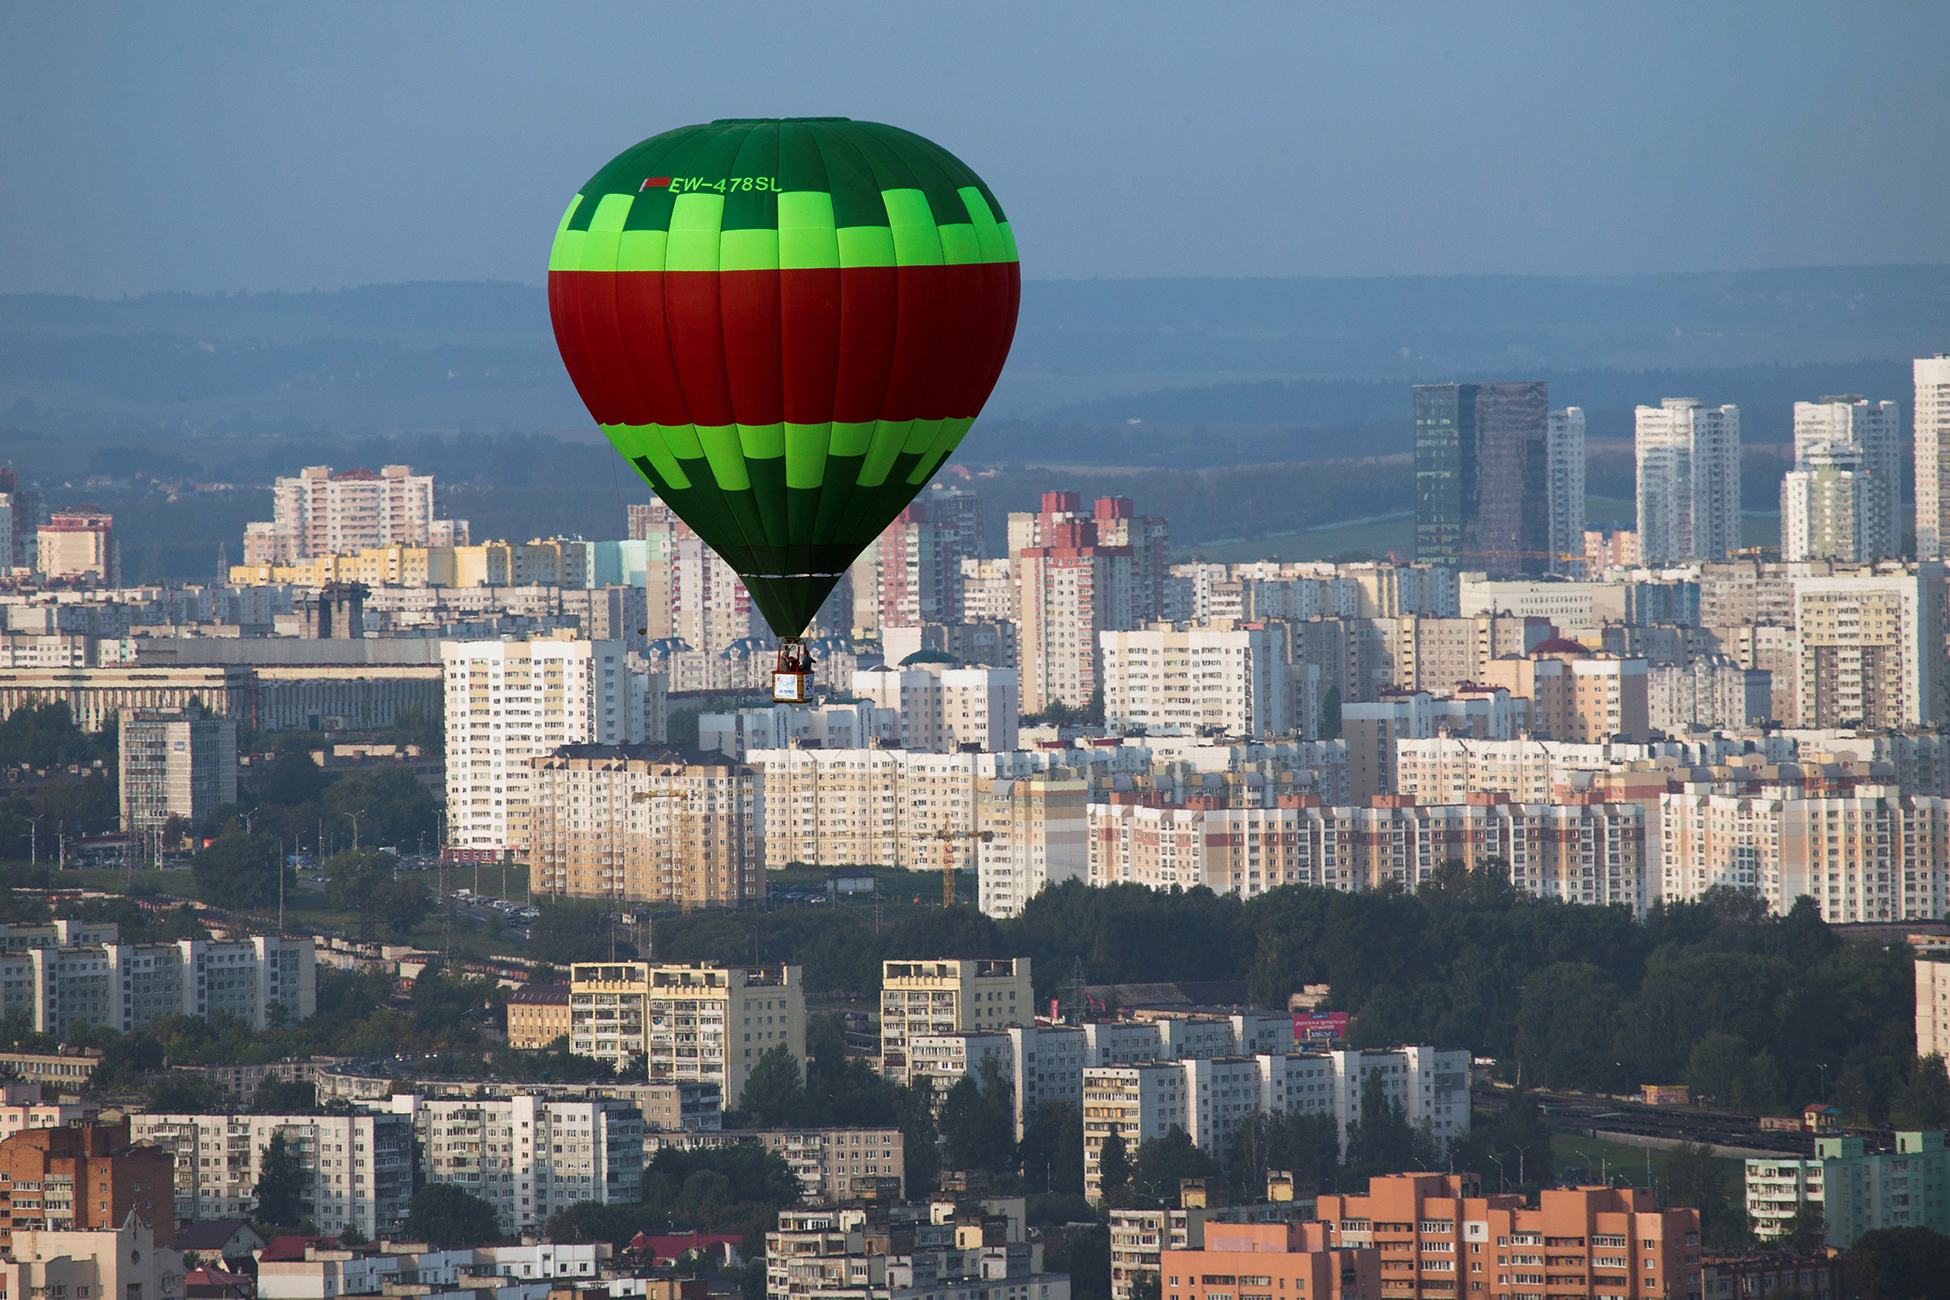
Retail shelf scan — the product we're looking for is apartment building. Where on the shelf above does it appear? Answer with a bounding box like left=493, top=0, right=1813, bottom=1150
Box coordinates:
left=1099, top=623, right=1299, bottom=739
left=879, top=959, right=1032, bottom=1080
left=1109, top=1190, right=1315, bottom=1300
left=130, top=1110, right=411, bottom=1240
left=0, top=935, right=316, bottom=1037
left=959, top=558, right=1018, bottom=624
left=722, top=1128, right=905, bottom=1203
left=528, top=745, right=763, bottom=909
left=1413, top=382, right=1550, bottom=578
left=0, top=1083, right=98, bottom=1140
left=1392, top=736, right=1712, bottom=805
left=1084, top=1062, right=1189, bottom=1201
left=1585, top=528, right=1642, bottom=577
left=0, top=1123, right=176, bottom=1247
left=36, top=508, right=115, bottom=584
left=442, top=636, right=658, bottom=858
left=505, top=984, right=571, bottom=1050
left=1343, top=687, right=1529, bottom=801
left=1164, top=1221, right=1376, bottom=1300
left=1745, top=1132, right=1949, bottom=1248
left=1548, top=407, right=1587, bottom=576
left=568, top=962, right=804, bottom=1109
left=1089, top=795, right=1648, bottom=908
left=1794, top=395, right=1902, bottom=561
left=1481, top=640, right=1652, bottom=743
left=1790, top=567, right=1945, bottom=729
left=117, top=708, right=237, bottom=833
left=1018, top=537, right=1134, bottom=716
left=854, top=660, right=1020, bottom=753
left=0, top=664, right=255, bottom=732
left=1649, top=658, right=1773, bottom=732
left=977, top=773, right=1089, bottom=919
left=1782, top=444, right=1881, bottom=564
left=1658, top=777, right=1950, bottom=922
left=390, top=1094, right=643, bottom=1233
left=1637, top=398, right=1742, bottom=564
left=1918, top=356, right=1950, bottom=560
left=672, top=535, right=763, bottom=651
left=1921, top=960, right=1950, bottom=1062
left=244, top=465, right=466, bottom=565
left=1, top=1219, right=182, bottom=1300
left=1315, top=1174, right=1701, bottom=1300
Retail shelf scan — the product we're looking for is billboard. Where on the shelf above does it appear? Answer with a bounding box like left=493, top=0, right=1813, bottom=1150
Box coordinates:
left=1295, top=1011, right=1349, bottom=1043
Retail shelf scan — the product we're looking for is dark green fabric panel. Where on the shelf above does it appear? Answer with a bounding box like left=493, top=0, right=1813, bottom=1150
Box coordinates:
left=776, top=120, right=833, bottom=194
left=805, top=121, right=892, bottom=228
left=787, top=484, right=823, bottom=552
left=743, top=453, right=790, bottom=549
left=620, top=127, right=714, bottom=232
left=811, top=454, right=869, bottom=543
left=857, top=122, right=972, bottom=225
left=721, top=123, right=783, bottom=232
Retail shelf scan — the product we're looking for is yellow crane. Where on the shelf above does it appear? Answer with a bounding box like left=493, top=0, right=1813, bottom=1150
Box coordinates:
left=632, top=783, right=700, bottom=915
left=926, top=817, right=992, bottom=908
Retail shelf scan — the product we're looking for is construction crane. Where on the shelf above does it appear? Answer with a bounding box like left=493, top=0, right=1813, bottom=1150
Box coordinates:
left=632, top=784, right=700, bottom=917
left=926, top=817, right=992, bottom=908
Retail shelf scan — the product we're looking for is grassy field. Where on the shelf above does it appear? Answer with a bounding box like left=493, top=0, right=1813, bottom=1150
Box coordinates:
left=1547, top=1130, right=1742, bottom=1191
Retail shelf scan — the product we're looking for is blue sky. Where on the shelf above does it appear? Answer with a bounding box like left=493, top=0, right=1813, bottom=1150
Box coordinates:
left=3, top=1, right=1945, bottom=295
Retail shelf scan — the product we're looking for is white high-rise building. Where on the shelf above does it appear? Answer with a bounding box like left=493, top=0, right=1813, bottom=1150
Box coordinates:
left=1795, top=396, right=1901, bottom=560
left=1917, top=357, right=1950, bottom=560
left=1547, top=406, right=1586, bottom=575
left=852, top=661, right=1020, bottom=752
left=1099, top=623, right=1299, bottom=739
left=1781, top=444, right=1881, bottom=563
left=442, top=637, right=658, bottom=857
left=672, top=536, right=762, bottom=652
left=244, top=465, right=467, bottom=565
left=1635, top=398, right=1741, bottom=564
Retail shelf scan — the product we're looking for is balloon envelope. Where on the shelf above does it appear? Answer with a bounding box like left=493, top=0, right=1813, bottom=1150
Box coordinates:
left=548, top=117, right=1021, bottom=637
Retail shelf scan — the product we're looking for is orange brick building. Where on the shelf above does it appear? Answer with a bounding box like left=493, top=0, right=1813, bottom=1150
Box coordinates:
left=1164, top=1220, right=1380, bottom=1300
left=1314, top=1174, right=1701, bottom=1300
left=0, top=1121, right=176, bottom=1247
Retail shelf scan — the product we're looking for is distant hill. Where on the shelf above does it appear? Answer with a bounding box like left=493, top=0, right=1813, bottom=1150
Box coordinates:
left=0, top=266, right=1943, bottom=443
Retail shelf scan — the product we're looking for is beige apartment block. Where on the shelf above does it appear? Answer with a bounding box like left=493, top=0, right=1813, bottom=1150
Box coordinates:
left=1017, top=542, right=1133, bottom=715
left=744, top=748, right=982, bottom=870
left=1099, top=623, right=1297, bottom=739
left=529, top=747, right=763, bottom=909
left=569, top=961, right=803, bottom=1108
left=1089, top=795, right=1648, bottom=909
left=977, top=773, right=1089, bottom=919
left=245, top=464, right=466, bottom=565
left=1918, top=959, right=1950, bottom=1063
left=879, top=958, right=1032, bottom=1080
left=1791, top=567, right=1944, bottom=729
left=1659, top=779, right=1950, bottom=922
left=1481, top=638, right=1652, bottom=742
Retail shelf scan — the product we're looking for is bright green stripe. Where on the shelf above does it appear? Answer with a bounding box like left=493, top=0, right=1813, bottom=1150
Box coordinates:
left=696, top=425, right=750, bottom=490
left=831, top=420, right=876, bottom=457
left=902, top=417, right=946, bottom=453
left=603, top=424, right=690, bottom=490
left=616, top=229, right=668, bottom=272
left=997, top=221, right=1019, bottom=263
left=666, top=193, right=725, bottom=271
left=578, top=193, right=634, bottom=272
left=720, top=228, right=780, bottom=272
left=785, top=423, right=830, bottom=490
left=548, top=196, right=586, bottom=272
left=779, top=192, right=840, bottom=270
left=662, top=423, right=705, bottom=459
left=937, top=223, right=979, bottom=265
left=906, top=417, right=975, bottom=483
left=838, top=225, right=896, bottom=268
left=882, top=189, right=944, bottom=267
left=959, top=187, right=1006, bottom=263
left=857, top=418, right=912, bottom=486
left=739, top=422, right=785, bottom=459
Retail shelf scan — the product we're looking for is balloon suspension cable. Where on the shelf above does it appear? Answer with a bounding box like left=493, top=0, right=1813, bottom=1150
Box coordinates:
left=773, top=636, right=816, bottom=703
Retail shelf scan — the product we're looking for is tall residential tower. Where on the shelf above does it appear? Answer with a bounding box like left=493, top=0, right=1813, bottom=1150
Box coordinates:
left=1918, top=357, right=1950, bottom=560
left=1794, top=396, right=1901, bottom=559
left=1413, top=382, right=1549, bottom=578
left=1635, top=398, right=1741, bottom=564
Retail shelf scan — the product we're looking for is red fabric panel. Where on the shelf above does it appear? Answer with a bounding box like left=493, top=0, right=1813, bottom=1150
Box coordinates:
left=880, top=264, right=947, bottom=422
left=779, top=267, right=843, bottom=426
left=565, top=269, right=653, bottom=427
left=609, top=269, right=691, bottom=427
left=548, top=271, right=624, bottom=425
left=718, top=268, right=786, bottom=427
left=919, top=262, right=988, bottom=420
left=663, top=270, right=739, bottom=428
left=832, top=264, right=899, bottom=424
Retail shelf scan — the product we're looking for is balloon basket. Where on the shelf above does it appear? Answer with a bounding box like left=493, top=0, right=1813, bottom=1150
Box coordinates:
left=773, top=639, right=816, bottom=704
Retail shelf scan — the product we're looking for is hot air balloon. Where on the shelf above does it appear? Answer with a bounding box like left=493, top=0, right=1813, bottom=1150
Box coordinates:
left=547, top=118, right=1020, bottom=701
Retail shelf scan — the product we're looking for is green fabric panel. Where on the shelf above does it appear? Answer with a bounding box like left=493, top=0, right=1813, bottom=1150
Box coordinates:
left=805, top=121, right=891, bottom=228
left=902, top=416, right=947, bottom=453
left=998, top=221, right=1019, bottom=263
left=744, top=453, right=788, bottom=548
left=857, top=122, right=971, bottom=225
left=906, top=417, right=976, bottom=483
left=786, top=485, right=823, bottom=557
left=620, top=129, right=712, bottom=232
left=548, top=196, right=586, bottom=271
left=882, top=189, right=945, bottom=267
left=661, top=423, right=705, bottom=459
left=717, top=485, right=774, bottom=559
left=813, top=455, right=868, bottom=542
left=720, top=228, right=780, bottom=272
left=958, top=187, right=1007, bottom=263
left=665, top=193, right=726, bottom=271
left=604, top=424, right=690, bottom=490
left=778, top=192, right=840, bottom=270
left=936, top=223, right=980, bottom=265
left=830, top=420, right=877, bottom=457
left=721, top=123, right=782, bottom=232
left=615, top=228, right=668, bottom=272
left=739, top=422, right=786, bottom=460
left=784, top=422, right=830, bottom=490
left=776, top=121, right=831, bottom=193
left=857, top=418, right=913, bottom=486
left=695, top=424, right=749, bottom=491
left=578, top=193, right=634, bottom=272
left=838, top=225, right=897, bottom=268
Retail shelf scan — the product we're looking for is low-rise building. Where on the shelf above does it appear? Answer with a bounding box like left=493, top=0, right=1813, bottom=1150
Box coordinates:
left=507, top=984, right=573, bottom=1050
left=0, top=1121, right=177, bottom=1247
left=0, top=935, right=317, bottom=1037
left=118, top=708, right=238, bottom=833
left=1162, top=1220, right=1374, bottom=1300
left=1109, top=1189, right=1315, bottom=1300
left=880, top=959, right=1031, bottom=1081
left=1745, top=1131, right=1950, bottom=1247
left=1698, top=1252, right=1839, bottom=1300
left=0, top=1219, right=182, bottom=1300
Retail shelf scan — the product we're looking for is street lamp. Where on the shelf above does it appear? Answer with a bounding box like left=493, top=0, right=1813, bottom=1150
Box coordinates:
left=1488, top=1154, right=1505, bottom=1195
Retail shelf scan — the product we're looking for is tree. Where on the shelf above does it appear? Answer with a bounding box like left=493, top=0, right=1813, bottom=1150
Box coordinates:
left=1049, top=1224, right=1112, bottom=1300
left=1097, top=1129, right=1131, bottom=1200
left=252, top=1075, right=317, bottom=1113
left=741, top=1045, right=805, bottom=1127
left=1320, top=686, right=1342, bottom=740
left=253, top=1132, right=304, bottom=1226
left=376, top=879, right=434, bottom=940
left=1131, top=1127, right=1221, bottom=1205
left=324, top=764, right=438, bottom=852
left=326, top=848, right=400, bottom=944
left=940, top=1057, right=1017, bottom=1175
left=1515, top=962, right=1623, bottom=1092
left=1769, top=1203, right=1827, bottom=1255
left=1661, top=1142, right=1752, bottom=1251
left=895, top=1074, right=941, bottom=1199
left=403, top=1183, right=503, bottom=1247
left=1020, top=1100, right=1085, bottom=1195
left=1342, top=1068, right=1441, bottom=1188
left=191, top=827, right=288, bottom=910
left=1841, top=1227, right=1950, bottom=1300
left=1895, top=1055, right=1950, bottom=1129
